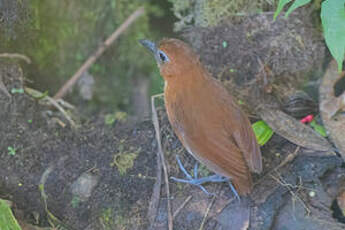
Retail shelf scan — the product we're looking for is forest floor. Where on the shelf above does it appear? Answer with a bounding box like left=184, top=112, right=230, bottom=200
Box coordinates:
left=1, top=11, right=345, bottom=230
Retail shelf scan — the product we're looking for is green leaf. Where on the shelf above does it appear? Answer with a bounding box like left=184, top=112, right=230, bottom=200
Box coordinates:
left=8, top=146, right=16, bottom=156
left=285, top=0, right=311, bottom=18
left=10, top=88, right=24, bottom=94
left=105, top=114, right=116, bottom=125
left=274, top=0, right=292, bottom=20
left=321, top=0, right=345, bottom=72
left=309, top=120, right=327, bottom=137
left=104, top=112, right=127, bottom=125
left=252, top=120, right=274, bottom=146
left=71, top=196, right=81, bottom=208
left=0, top=199, right=22, bottom=230
left=34, top=90, right=49, bottom=100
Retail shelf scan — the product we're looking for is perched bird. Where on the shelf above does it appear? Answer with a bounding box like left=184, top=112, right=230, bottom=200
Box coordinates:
left=140, top=38, right=262, bottom=196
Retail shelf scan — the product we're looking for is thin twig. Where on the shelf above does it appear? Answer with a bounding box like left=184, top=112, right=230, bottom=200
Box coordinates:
left=173, top=195, right=192, bottom=219
left=270, top=174, right=311, bottom=215
left=151, top=93, right=173, bottom=230
left=199, top=196, right=216, bottom=230
left=273, top=146, right=300, bottom=172
left=147, top=128, right=163, bottom=229
left=39, top=156, right=69, bottom=229
left=24, top=87, right=77, bottom=128
left=46, top=97, right=77, bottom=128
left=55, top=99, right=75, bottom=110
left=0, top=53, right=31, bottom=64
left=53, top=7, right=145, bottom=99
left=214, top=197, right=235, bottom=215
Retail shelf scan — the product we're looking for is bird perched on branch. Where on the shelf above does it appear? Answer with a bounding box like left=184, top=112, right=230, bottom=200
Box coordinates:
left=140, top=38, right=262, bottom=197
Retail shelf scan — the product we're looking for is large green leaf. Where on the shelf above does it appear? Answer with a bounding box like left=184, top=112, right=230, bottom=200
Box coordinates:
left=252, top=120, right=274, bottom=146
left=0, top=199, right=22, bottom=230
left=285, top=0, right=311, bottom=18
left=321, top=0, right=345, bottom=72
left=274, top=0, right=292, bottom=20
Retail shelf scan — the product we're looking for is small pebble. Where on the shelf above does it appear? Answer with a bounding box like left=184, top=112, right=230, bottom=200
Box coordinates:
left=309, top=191, right=316, bottom=197
left=71, top=172, right=99, bottom=202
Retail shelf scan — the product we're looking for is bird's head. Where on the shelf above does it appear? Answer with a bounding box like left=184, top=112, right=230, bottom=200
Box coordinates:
left=139, top=38, right=202, bottom=82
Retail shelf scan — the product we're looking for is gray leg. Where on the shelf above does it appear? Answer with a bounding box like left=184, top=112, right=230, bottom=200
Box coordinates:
left=228, top=181, right=240, bottom=201
left=171, top=155, right=241, bottom=200
left=171, top=155, right=213, bottom=195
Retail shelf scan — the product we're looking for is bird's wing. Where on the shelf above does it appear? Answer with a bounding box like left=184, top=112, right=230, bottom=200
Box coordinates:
left=181, top=124, right=253, bottom=195
left=230, top=104, right=263, bottom=173
left=210, top=78, right=262, bottom=174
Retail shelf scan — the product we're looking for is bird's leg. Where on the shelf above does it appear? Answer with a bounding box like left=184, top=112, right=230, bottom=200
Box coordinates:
left=193, top=162, right=198, bottom=179
left=228, top=181, right=240, bottom=201
left=171, top=155, right=240, bottom=200
left=171, top=155, right=213, bottom=195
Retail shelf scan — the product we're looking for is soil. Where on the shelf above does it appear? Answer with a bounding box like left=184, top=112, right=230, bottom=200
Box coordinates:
left=1, top=10, right=345, bottom=230
left=0, top=62, right=156, bottom=229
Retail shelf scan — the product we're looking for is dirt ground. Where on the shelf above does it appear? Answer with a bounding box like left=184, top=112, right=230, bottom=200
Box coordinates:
left=0, top=62, right=157, bottom=229
left=1, top=11, right=345, bottom=230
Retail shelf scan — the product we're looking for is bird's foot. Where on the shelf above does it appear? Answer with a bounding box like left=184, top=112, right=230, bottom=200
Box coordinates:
left=171, top=155, right=240, bottom=200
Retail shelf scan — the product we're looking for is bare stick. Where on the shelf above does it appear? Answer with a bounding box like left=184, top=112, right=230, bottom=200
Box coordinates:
left=151, top=93, right=173, bottom=230
left=0, top=53, right=31, bottom=64
left=199, top=196, right=216, bottom=230
left=147, top=119, right=163, bottom=229
left=214, top=197, right=235, bottom=215
left=25, top=87, right=77, bottom=128
left=274, top=146, right=300, bottom=171
left=46, top=97, right=77, bottom=128
left=270, top=174, right=311, bottom=215
left=173, top=195, right=192, bottom=219
left=53, top=7, right=145, bottom=99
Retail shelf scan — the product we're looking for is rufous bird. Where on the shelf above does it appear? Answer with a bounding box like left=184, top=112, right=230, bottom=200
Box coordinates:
left=140, top=38, right=262, bottom=196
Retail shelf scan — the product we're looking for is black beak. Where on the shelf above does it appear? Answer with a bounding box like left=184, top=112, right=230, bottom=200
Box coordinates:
left=139, top=39, right=156, bottom=55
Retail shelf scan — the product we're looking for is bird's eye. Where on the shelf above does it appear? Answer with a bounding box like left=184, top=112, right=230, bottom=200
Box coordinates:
left=158, top=50, right=169, bottom=63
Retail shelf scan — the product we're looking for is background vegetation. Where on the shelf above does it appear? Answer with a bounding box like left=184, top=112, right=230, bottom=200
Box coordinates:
left=1, top=0, right=167, bottom=114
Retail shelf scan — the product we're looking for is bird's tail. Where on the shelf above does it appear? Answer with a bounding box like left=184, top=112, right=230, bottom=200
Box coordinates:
left=232, top=172, right=253, bottom=196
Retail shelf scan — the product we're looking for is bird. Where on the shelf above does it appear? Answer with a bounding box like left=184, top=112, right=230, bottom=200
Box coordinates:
left=140, top=38, right=262, bottom=196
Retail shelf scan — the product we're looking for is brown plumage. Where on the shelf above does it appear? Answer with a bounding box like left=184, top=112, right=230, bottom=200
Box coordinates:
left=141, top=38, right=262, bottom=195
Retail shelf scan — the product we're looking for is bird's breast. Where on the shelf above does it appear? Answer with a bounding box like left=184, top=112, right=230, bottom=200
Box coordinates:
left=164, top=81, right=214, bottom=154
left=164, top=78, right=216, bottom=136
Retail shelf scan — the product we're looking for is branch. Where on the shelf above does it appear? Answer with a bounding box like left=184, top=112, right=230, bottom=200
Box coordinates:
left=24, top=87, right=77, bottom=128
left=53, top=7, right=145, bottom=99
left=0, top=53, right=31, bottom=64
left=150, top=93, right=173, bottom=230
